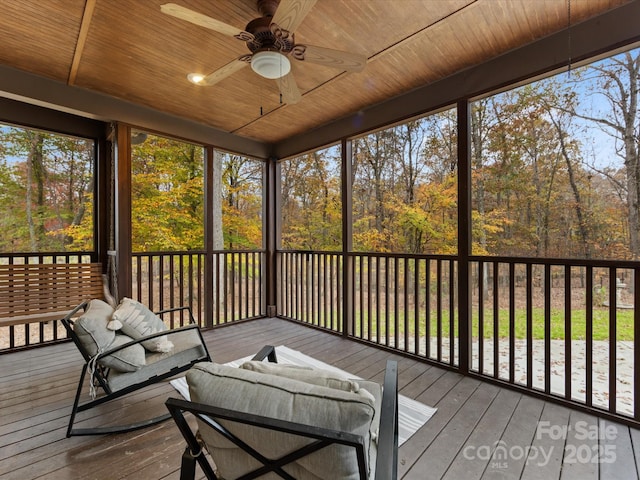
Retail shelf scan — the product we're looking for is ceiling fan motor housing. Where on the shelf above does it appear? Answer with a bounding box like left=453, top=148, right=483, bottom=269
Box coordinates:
left=160, top=0, right=364, bottom=104
left=245, top=16, right=294, bottom=54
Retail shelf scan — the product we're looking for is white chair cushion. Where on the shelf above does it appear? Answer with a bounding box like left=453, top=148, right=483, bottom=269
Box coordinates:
left=187, top=362, right=379, bottom=480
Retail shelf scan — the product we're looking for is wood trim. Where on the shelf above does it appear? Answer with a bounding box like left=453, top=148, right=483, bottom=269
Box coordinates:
left=0, top=96, right=104, bottom=138
left=341, top=138, right=353, bottom=337
left=203, top=145, right=215, bottom=327
left=265, top=158, right=279, bottom=316
left=95, top=129, right=109, bottom=267
left=115, top=123, right=132, bottom=299
left=457, top=100, right=471, bottom=374
left=68, top=0, right=96, bottom=85
left=0, top=65, right=270, bottom=159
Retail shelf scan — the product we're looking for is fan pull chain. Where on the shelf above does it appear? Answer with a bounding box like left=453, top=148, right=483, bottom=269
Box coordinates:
left=260, top=106, right=263, bottom=116
left=279, top=55, right=283, bottom=105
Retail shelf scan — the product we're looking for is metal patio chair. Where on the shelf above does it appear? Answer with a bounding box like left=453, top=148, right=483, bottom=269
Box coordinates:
left=62, top=299, right=211, bottom=437
left=166, top=345, right=398, bottom=480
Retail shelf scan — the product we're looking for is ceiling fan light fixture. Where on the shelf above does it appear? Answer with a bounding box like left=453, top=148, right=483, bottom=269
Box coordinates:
left=187, top=73, right=205, bottom=84
left=251, top=51, right=290, bottom=79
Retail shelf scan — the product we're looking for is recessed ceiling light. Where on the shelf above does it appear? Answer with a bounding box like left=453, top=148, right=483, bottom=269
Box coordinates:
left=187, top=73, right=205, bottom=84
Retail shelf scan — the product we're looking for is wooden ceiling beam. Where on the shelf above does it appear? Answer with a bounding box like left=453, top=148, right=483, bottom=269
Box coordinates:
left=68, top=0, right=97, bottom=85
left=0, top=64, right=270, bottom=158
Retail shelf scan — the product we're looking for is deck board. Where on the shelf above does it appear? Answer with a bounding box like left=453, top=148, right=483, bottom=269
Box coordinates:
left=559, top=411, right=599, bottom=479
left=406, top=382, right=501, bottom=479
left=519, top=402, right=572, bottom=480
left=599, top=418, right=636, bottom=480
left=483, top=394, right=546, bottom=479
left=0, top=317, right=638, bottom=479
left=443, top=388, right=521, bottom=479
left=398, top=375, right=480, bottom=477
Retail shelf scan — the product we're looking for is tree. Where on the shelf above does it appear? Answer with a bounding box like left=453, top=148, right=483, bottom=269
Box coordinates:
left=0, top=125, right=95, bottom=252
left=280, top=146, right=341, bottom=250
left=131, top=135, right=204, bottom=251
left=543, top=87, right=592, bottom=257
left=471, top=98, right=499, bottom=255
left=220, top=152, right=262, bottom=249
left=353, top=129, right=397, bottom=238
left=569, top=50, right=640, bottom=258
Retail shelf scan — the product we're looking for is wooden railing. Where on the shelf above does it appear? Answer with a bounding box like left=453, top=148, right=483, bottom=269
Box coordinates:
left=277, top=251, right=458, bottom=366
left=3, top=248, right=639, bottom=425
left=132, top=251, right=206, bottom=328
left=1, top=250, right=265, bottom=352
left=278, top=250, right=640, bottom=425
left=349, top=253, right=458, bottom=366
left=278, top=250, right=343, bottom=333
left=468, top=257, right=639, bottom=422
left=132, top=250, right=265, bottom=327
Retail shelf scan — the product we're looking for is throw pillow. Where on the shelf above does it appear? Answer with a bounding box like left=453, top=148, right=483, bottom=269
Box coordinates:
left=74, top=299, right=116, bottom=357
left=99, top=334, right=146, bottom=372
left=74, top=299, right=145, bottom=373
left=112, top=298, right=174, bottom=353
left=240, top=361, right=369, bottom=397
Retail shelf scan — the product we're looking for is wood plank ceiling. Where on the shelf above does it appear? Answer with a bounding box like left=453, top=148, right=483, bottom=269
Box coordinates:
left=0, top=0, right=632, bottom=146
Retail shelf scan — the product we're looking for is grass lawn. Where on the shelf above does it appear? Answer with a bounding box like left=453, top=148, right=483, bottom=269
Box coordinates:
left=350, top=308, right=635, bottom=341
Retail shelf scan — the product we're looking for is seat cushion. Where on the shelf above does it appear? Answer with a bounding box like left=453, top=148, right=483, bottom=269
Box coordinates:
left=187, top=362, right=379, bottom=480
left=111, top=298, right=173, bottom=353
left=108, top=327, right=207, bottom=391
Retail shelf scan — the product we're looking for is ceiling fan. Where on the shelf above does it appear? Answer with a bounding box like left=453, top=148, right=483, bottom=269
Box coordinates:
left=160, top=0, right=367, bottom=104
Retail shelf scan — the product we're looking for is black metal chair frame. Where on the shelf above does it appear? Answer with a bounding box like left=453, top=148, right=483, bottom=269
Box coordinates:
left=166, top=345, right=398, bottom=480
left=62, top=301, right=211, bottom=437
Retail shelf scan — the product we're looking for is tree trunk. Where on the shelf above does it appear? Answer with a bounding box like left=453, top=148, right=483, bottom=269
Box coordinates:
left=26, top=133, right=44, bottom=250
left=471, top=104, right=489, bottom=297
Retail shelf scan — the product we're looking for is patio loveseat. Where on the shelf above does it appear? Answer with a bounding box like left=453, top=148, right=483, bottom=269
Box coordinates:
left=62, top=298, right=211, bottom=437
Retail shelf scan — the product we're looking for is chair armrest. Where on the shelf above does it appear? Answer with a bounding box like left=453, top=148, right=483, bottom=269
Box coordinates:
left=165, top=396, right=368, bottom=455
left=95, top=323, right=204, bottom=360
left=251, top=345, right=278, bottom=362
left=376, top=360, right=398, bottom=480
left=60, top=301, right=90, bottom=344
left=155, top=305, right=196, bottom=325
left=61, top=301, right=90, bottom=324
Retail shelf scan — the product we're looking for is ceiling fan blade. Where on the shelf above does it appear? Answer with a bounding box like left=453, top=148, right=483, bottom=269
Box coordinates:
left=293, top=44, right=366, bottom=72
left=160, top=3, right=253, bottom=40
left=278, top=72, right=301, bottom=104
left=271, top=0, right=317, bottom=33
left=197, top=59, right=248, bottom=86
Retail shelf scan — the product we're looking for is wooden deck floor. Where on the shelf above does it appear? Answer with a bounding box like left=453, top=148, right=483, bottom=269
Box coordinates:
left=1, top=317, right=639, bottom=480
